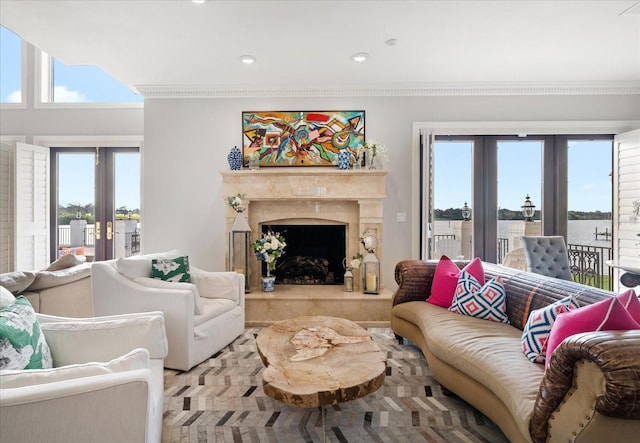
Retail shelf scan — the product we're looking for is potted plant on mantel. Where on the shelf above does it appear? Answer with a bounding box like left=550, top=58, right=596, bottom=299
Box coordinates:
left=251, top=231, right=286, bottom=292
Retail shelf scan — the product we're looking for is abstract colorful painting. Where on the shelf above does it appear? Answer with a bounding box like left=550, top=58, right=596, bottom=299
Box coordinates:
left=242, top=111, right=365, bottom=167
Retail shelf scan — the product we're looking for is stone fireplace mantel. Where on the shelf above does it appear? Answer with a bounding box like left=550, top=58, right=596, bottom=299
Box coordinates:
left=221, top=168, right=387, bottom=290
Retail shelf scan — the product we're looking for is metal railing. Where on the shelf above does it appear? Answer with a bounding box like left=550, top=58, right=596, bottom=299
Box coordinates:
left=497, top=238, right=509, bottom=263
left=57, top=225, right=95, bottom=247
left=567, top=243, right=613, bottom=291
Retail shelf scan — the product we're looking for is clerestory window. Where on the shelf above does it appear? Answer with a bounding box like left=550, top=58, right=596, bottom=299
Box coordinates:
left=0, top=25, right=23, bottom=104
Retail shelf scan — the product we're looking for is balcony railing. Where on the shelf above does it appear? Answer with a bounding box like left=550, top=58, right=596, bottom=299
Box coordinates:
left=567, top=243, right=613, bottom=291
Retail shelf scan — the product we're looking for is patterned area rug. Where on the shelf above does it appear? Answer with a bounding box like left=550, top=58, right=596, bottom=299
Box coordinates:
left=162, top=328, right=508, bottom=443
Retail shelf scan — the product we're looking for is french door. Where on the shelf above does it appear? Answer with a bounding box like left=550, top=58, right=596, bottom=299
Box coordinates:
left=50, top=147, right=140, bottom=262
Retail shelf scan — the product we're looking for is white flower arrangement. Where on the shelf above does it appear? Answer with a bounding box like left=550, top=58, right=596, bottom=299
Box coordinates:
left=251, top=231, right=287, bottom=274
left=350, top=252, right=364, bottom=269
left=360, top=231, right=377, bottom=254
left=227, top=193, right=245, bottom=212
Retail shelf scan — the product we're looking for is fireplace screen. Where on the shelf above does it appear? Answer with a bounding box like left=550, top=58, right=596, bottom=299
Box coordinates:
left=263, top=224, right=346, bottom=285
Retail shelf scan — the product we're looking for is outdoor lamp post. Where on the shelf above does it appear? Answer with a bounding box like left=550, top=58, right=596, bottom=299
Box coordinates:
left=229, top=209, right=251, bottom=292
left=521, top=194, right=536, bottom=221
left=461, top=201, right=471, bottom=221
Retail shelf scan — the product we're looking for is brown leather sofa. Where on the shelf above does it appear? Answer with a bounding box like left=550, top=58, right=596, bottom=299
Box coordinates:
left=391, top=259, right=640, bottom=443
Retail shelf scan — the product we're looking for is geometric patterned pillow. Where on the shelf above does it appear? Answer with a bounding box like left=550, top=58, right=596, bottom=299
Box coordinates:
left=449, top=270, right=509, bottom=323
left=521, top=295, right=580, bottom=363
left=151, top=256, right=191, bottom=283
left=0, top=296, right=52, bottom=370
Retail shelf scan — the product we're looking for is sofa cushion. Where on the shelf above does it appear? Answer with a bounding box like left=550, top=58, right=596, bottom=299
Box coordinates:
left=133, top=277, right=203, bottom=315
left=116, top=249, right=182, bottom=279
left=617, top=289, right=640, bottom=323
left=194, top=298, right=238, bottom=327
left=0, top=348, right=149, bottom=388
left=449, top=271, right=509, bottom=323
left=0, top=296, right=52, bottom=370
left=428, top=256, right=484, bottom=308
left=28, top=263, right=92, bottom=291
left=151, top=255, right=191, bottom=283
left=521, top=295, right=580, bottom=364
left=0, top=271, right=36, bottom=295
left=545, top=297, right=640, bottom=367
left=46, top=253, right=84, bottom=271
left=0, top=286, right=16, bottom=309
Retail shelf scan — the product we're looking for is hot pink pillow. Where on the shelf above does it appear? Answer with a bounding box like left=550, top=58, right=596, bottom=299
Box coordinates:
left=616, top=290, right=640, bottom=323
left=427, top=256, right=484, bottom=308
left=545, top=297, right=640, bottom=368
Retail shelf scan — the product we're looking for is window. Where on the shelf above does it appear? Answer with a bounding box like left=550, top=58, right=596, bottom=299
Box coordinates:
left=426, top=133, right=614, bottom=289
left=40, top=52, right=143, bottom=104
left=1, top=25, right=23, bottom=104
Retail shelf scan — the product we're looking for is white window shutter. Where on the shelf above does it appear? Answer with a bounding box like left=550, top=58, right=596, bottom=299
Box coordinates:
left=612, top=129, right=640, bottom=289
left=15, top=142, right=50, bottom=270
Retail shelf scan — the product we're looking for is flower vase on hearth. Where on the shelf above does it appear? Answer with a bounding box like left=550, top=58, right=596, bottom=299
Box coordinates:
left=262, top=265, right=276, bottom=292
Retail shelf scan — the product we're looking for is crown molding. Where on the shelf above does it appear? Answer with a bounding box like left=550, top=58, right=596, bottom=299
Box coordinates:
left=136, top=82, right=640, bottom=98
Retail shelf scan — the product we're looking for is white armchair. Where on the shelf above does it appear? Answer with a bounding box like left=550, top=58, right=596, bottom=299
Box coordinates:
left=0, top=311, right=168, bottom=443
left=91, top=252, right=245, bottom=371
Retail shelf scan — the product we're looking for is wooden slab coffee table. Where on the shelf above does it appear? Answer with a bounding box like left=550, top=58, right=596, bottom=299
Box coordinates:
left=256, top=316, right=386, bottom=409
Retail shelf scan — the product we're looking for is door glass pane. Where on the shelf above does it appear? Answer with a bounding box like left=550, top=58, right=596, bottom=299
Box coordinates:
left=497, top=140, right=542, bottom=264
left=114, top=152, right=141, bottom=258
left=432, top=140, right=473, bottom=259
left=56, top=153, right=95, bottom=261
left=567, top=139, right=613, bottom=289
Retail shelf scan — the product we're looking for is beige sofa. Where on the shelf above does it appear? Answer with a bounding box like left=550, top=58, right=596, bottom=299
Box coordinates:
left=0, top=256, right=93, bottom=317
left=391, top=259, right=640, bottom=443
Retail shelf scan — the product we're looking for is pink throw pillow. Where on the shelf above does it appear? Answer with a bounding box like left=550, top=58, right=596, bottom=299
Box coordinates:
left=616, top=290, right=640, bottom=323
left=545, top=297, right=640, bottom=368
left=427, top=256, right=484, bottom=308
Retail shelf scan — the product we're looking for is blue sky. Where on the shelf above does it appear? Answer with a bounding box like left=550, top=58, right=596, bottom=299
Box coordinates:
left=2, top=25, right=612, bottom=214
left=434, top=139, right=612, bottom=212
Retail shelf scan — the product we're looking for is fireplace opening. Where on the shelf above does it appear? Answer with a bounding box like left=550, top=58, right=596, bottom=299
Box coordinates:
left=262, top=224, right=346, bottom=285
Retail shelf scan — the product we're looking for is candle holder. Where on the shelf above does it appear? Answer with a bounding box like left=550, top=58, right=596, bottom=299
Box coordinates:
left=362, top=252, right=380, bottom=294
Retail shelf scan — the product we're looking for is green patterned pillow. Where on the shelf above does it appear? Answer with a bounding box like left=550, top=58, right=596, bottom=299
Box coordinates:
left=0, top=296, right=52, bottom=370
left=151, top=256, right=191, bottom=283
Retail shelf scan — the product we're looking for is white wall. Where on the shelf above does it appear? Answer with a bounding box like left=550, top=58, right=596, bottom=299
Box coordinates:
left=143, top=94, right=640, bottom=289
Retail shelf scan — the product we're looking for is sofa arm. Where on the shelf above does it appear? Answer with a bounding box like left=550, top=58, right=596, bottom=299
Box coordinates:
left=392, top=260, right=438, bottom=306
left=38, top=311, right=168, bottom=366
left=530, top=330, right=640, bottom=443
left=0, top=369, right=151, bottom=443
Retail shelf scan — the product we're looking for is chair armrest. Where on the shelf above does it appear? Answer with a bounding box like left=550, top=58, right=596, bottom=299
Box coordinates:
left=392, top=260, right=438, bottom=306
left=38, top=311, right=168, bottom=366
left=530, top=330, right=640, bottom=443
left=0, top=369, right=151, bottom=443
left=190, top=267, right=244, bottom=307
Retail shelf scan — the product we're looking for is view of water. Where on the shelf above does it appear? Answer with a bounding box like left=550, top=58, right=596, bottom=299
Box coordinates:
left=499, top=220, right=612, bottom=248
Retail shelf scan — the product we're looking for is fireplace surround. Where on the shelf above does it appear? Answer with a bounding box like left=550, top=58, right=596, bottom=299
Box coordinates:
left=221, top=168, right=387, bottom=291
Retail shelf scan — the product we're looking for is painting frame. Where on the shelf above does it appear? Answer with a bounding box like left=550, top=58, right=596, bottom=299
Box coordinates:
left=242, top=110, right=365, bottom=167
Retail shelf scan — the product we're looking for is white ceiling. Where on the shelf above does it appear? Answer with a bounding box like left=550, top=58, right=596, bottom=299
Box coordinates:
left=1, top=0, right=639, bottom=96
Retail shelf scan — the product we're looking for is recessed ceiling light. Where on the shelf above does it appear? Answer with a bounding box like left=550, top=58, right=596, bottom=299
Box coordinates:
left=240, top=55, right=256, bottom=64
left=351, top=52, right=369, bottom=62
left=192, top=0, right=206, bottom=4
